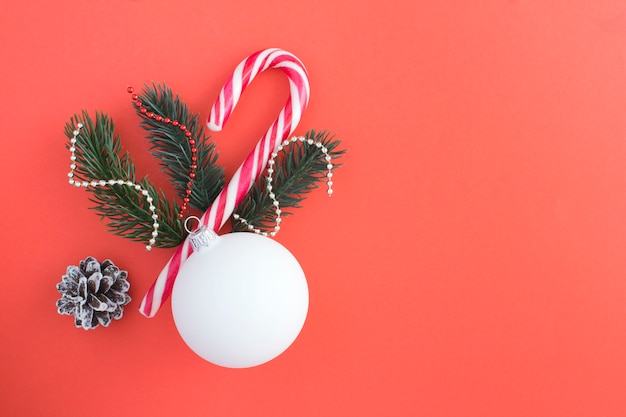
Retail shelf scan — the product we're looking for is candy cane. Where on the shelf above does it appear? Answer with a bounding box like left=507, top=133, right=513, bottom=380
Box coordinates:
left=139, top=48, right=310, bottom=317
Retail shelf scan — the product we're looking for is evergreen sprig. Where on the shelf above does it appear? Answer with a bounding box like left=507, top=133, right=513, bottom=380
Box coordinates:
left=232, top=130, right=345, bottom=233
left=65, top=111, right=185, bottom=248
left=64, top=85, right=345, bottom=250
left=133, top=83, right=225, bottom=211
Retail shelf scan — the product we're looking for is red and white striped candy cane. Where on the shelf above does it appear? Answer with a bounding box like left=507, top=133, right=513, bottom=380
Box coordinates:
left=139, top=48, right=310, bottom=317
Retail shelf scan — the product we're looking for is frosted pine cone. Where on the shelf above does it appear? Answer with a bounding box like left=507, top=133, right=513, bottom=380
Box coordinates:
left=56, top=256, right=131, bottom=330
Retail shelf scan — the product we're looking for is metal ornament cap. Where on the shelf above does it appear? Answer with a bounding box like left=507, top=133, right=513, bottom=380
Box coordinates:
left=185, top=216, right=218, bottom=252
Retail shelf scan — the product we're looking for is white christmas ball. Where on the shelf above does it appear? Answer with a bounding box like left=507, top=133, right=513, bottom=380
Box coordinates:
left=171, top=232, right=308, bottom=368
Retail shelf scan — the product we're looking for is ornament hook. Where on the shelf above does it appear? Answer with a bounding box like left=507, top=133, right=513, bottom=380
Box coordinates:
left=184, top=216, right=201, bottom=234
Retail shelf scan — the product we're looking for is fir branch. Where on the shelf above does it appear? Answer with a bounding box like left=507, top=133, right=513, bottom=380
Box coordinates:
left=232, top=130, right=345, bottom=233
left=133, top=83, right=225, bottom=211
left=65, top=111, right=185, bottom=248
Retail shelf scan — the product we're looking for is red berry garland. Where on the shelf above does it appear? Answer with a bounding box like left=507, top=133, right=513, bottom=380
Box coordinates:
left=127, top=86, right=197, bottom=218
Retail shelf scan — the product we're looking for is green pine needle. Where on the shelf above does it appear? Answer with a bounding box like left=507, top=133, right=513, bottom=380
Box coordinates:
left=232, top=130, right=345, bottom=233
left=133, top=83, right=225, bottom=211
left=65, top=111, right=185, bottom=248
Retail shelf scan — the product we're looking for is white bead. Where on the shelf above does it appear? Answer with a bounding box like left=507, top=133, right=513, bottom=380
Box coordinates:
left=325, top=155, right=332, bottom=161
left=276, top=209, right=281, bottom=215
left=282, top=140, right=289, bottom=146
left=154, top=223, right=159, bottom=228
left=82, top=181, right=89, bottom=187
left=233, top=214, right=240, bottom=219
left=307, top=139, right=314, bottom=145
left=91, top=181, right=98, bottom=186
left=74, top=182, right=82, bottom=187
left=99, top=180, right=106, bottom=186
left=73, top=130, right=79, bottom=136
left=152, top=231, right=159, bottom=237
left=322, top=147, right=328, bottom=153
left=277, top=145, right=283, bottom=151
left=271, top=152, right=277, bottom=159
left=77, top=123, right=83, bottom=128
left=69, top=147, right=76, bottom=152
left=70, top=138, right=77, bottom=144
left=327, top=172, right=333, bottom=178
left=149, top=205, right=155, bottom=211
left=152, top=214, right=159, bottom=220
left=70, top=156, right=76, bottom=161
left=142, top=190, right=149, bottom=196
left=291, top=137, right=297, bottom=142
left=269, top=193, right=275, bottom=199
left=108, top=180, right=116, bottom=185
left=328, top=189, right=334, bottom=195
left=68, top=172, right=74, bottom=177
left=267, top=168, right=273, bottom=174
left=315, top=143, right=322, bottom=148
left=273, top=201, right=279, bottom=206
left=117, top=180, right=124, bottom=185
left=327, top=181, right=333, bottom=186
left=68, top=179, right=74, bottom=184
left=276, top=218, right=282, bottom=223
left=126, top=181, right=134, bottom=186
left=135, top=185, right=141, bottom=190
left=267, top=185, right=272, bottom=191
left=146, top=245, right=152, bottom=251
left=268, top=159, right=274, bottom=165
left=149, top=238, right=156, bottom=244
left=327, top=164, right=333, bottom=169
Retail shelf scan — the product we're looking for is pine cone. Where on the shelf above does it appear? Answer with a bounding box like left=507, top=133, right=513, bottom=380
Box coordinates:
left=56, top=256, right=131, bottom=330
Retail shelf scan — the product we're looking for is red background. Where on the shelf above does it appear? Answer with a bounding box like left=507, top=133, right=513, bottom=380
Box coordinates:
left=2, top=1, right=626, bottom=416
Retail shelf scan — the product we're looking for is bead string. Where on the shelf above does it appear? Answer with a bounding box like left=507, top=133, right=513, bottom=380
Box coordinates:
left=233, top=136, right=334, bottom=237
left=67, top=123, right=160, bottom=251
left=127, top=86, right=197, bottom=219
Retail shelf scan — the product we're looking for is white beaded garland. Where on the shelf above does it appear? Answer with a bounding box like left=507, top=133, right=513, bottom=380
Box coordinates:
left=233, top=135, right=335, bottom=237
left=67, top=123, right=160, bottom=250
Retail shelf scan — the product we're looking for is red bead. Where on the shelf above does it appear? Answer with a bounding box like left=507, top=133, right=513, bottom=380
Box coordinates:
left=164, top=118, right=171, bottom=124
left=191, top=147, right=197, bottom=153
left=155, top=115, right=162, bottom=121
left=147, top=112, right=155, bottom=118
left=189, top=172, right=196, bottom=179
left=178, top=213, right=184, bottom=219
left=191, top=164, right=197, bottom=170
left=180, top=125, right=187, bottom=131
left=134, top=101, right=142, bottom=107
left=183, top=197, right=190, bottom=203
left=186, top=189, right=192, bottom=195
left=172, top=121, right=179, bottom=126
left=185, top=131, right=192, bottom=137
left=189, top=139, right=195, bottom=145
left=127, top=86, right=134, bottom=93
left=187, top=181, right=193, bottom=187
left=140, top=108, right=147, bottom=114
left=131, top=94, right=138, bottom=100
left=191, top=156, right=197, bottom=162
